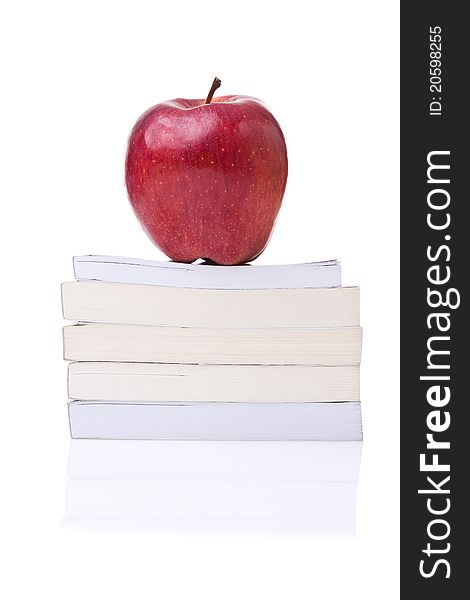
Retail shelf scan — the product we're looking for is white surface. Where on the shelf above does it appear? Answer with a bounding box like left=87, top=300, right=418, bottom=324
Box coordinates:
left=67, top=440, right=363, bottom=481
left=65, top=441, right=361, bottom=534
left=68, top=401, right=363, bottom=440
left=1, top=1, right=399, bottom=599
left=74, top=255, right=341, bottom=288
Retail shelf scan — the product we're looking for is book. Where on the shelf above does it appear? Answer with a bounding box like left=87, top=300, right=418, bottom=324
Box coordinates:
left=68, top=362, right=359, bottom=403
left=63, top=323, right=362, bottom=365
left=68, top=401, right=363, bottom=441
left=73, top=255, right=341, bottom=289
left=61, top=281, right=359, bottom=329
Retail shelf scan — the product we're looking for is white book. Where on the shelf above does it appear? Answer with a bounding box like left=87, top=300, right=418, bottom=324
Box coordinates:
left=68, top=401, right=363, bottom=441
left=63, top=323, right=362, bottom=365
left=73, top=255, right=341, bottom=289
left=62, top=281, right=359, bottom=329
left=68, top=362, right=360, bottom=403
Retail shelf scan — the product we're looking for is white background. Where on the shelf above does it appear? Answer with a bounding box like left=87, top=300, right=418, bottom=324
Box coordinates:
left=1, top=1, right=399, bottom=598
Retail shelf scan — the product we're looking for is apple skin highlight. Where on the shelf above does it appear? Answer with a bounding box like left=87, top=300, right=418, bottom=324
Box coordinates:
left=125, top=92, right=288, bottom=265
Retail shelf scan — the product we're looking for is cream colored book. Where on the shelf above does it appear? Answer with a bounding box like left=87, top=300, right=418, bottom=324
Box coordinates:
left=62, top=281, right=359, bottom=329
left=63, top=323, right=362, bottom=365
left=68, top=362, right=360, bottom=402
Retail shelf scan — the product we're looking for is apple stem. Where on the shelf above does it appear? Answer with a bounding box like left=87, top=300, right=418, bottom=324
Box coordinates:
left=205, top=77, right=222, bottom=104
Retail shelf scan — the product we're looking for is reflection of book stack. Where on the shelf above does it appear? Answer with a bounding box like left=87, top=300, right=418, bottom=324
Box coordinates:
left=62, top=255, right=362, bottom=440
left=64, top=440, right=362, bottom=535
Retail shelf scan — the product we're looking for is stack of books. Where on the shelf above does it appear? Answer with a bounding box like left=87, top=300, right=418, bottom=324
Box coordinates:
left=62, top=255, right=362, bottom=440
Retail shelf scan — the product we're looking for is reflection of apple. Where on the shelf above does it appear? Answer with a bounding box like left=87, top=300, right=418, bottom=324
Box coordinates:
left=125, top=78, right=288, bottom=265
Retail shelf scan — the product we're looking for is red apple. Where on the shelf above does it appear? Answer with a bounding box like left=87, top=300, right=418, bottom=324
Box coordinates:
left=125, top=78, right=288, bottom=265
